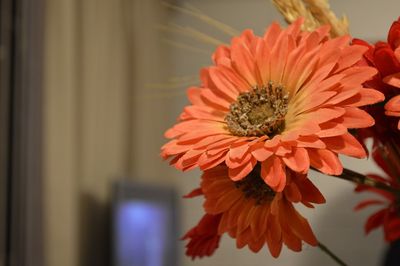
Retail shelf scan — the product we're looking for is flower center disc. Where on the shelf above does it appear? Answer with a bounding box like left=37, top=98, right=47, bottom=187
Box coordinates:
left=235, top=164, right=275, bottom=205
left=225, top=82, right=289, bottom=137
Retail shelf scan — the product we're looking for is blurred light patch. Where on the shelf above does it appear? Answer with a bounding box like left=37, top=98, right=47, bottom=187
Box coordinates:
left=116, top=201, right=168, bottom=266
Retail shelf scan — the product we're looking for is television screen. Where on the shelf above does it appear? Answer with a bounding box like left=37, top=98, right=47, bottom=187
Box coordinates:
left=113, top=181, right=179, bottom=266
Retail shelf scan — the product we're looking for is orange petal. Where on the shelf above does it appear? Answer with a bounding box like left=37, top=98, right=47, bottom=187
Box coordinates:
left=218, top=213, right=230, bottom=234
left=213, top=189, right=242, bottom=214
left=208, top=67, right=240, bottom=99
left=231, top=36, right=258, bottom=85
left=218, top=65, right=250, bottom=92
left=236, top=227, right=253, bottom=249
left=177, top=129, right=226, bottom=144
left=341, top=89, right=385, bottom=107
left=282, top=200, right=318, bottom=246
left=284, top=183, right=302, bottom=203
left=275, top=144, right=292, bottom=156
left=264, top=135, right=281, bottom=148
left=270, top=32, right=290, bottom=83
left=255, top=39, right=271, bottom=84
left=250, top=142, right=273, bottom=161
left=181, top=149, right=204, bottom=167
left=199, top=152, right=227, bottom=170
left=226, top=151, right=252, bottom=168
left=193, top=135, right=231, bottom=149
left=308, top=149, right=343, bottom=175
left=212, top=45, right=230, bottom=65
left=187, top=87, right=205, bottom=105
left=251, top=205, right=270, bottom=239
left=324, top=86, right=360, bottom=106
left=322, top=133, right=367, bottom=158
left=248, top=235, right=265, bottom=253
left=385, top=95, right=400, bottom=113
left=295, top=178, right=326, bottom=204
left=261, top=157, right=286, bottom=191
left=274, top=173, right=287, bottom=192
left=303, top=107, right=345, bottom=124
left=263, top=22, right=282, bottom=47
left=228, top=157, right=257, bottom=181
left=295, top=136, right=326, bottom=149
left=237, top=201, right=254, bottom=233
left=341, top=107, right=375, bottom=128
left=282, top=147, right=310, bottom=173
left=336, top=45, right=369, bottom=72
left=383, top=72, right=400, bottom=88
left=385, top=110, right=400, bottom=117
left=228, top=143, right=250, bottom=160
left=266, top=215, right=283, bottom=258
left=316, top=121, right=348, bottom=138
left=339, top=66, right=377, bottom=86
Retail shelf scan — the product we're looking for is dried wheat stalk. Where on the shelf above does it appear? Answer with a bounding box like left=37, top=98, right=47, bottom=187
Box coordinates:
left=272, top=0, right=349, bottom=37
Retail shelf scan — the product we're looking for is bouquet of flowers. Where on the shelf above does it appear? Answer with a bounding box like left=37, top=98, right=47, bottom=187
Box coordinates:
left=161, top=1, right=400, bottom=265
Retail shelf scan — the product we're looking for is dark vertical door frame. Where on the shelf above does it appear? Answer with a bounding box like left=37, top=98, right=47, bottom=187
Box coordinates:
left=0, top=0, right=44, bottom=265
left=0, top=0, right=13, bottom=264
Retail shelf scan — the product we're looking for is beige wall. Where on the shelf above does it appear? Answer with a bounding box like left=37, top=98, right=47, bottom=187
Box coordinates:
left=43, top=0, right=400, bottom=266
left=43, top=0, right=174, bottom=265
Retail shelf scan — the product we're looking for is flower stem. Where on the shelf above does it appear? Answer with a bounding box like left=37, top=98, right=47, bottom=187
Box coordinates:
left=318, top=242, right=348, bottom=266
left=311, top=167, right=399, bottom=194
left=338, top=168, right=398, bottom=194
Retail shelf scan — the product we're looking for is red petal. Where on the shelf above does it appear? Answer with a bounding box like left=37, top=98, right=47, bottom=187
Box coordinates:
left=365, top=209, right=386, bottom=234
left=183, top=188, right=203, bottom=198
left=354, top=199, right=385, bottom=211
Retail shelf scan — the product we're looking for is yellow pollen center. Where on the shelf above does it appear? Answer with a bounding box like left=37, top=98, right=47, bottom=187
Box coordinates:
left=225, top=82, right=289, bottom=137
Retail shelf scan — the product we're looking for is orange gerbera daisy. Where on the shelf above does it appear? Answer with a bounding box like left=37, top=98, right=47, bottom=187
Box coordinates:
left=183, top=164, right=325, bottom=258
left=162, top=19, right=384, bottom=191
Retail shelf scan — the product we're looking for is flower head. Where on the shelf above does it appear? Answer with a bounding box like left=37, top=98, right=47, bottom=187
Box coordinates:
left=355, top=144, right=400, bottom=242
left=183, top=164, right=325, bottom=258
left=353, top=17, right=400, bottom=130
left=162, top=19, right=383, bottom=191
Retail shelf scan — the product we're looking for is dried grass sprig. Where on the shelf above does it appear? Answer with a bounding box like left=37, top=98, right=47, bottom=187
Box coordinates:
left=272, top=0, right=349, bottom=37
left=162, top=2, right=240, bottom=37
left=158, top=23, right=227, bottom=46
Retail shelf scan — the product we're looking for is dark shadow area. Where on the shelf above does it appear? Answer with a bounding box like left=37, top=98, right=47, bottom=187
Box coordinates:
left=383, top=239, right=400, bottom=266
left=79, top=192, right=111, bottom=266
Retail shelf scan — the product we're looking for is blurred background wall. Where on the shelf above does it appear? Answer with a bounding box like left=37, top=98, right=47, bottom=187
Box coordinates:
left=43, top=1, right=173, bottom=265
left=42, top=0, right=400, bottom=266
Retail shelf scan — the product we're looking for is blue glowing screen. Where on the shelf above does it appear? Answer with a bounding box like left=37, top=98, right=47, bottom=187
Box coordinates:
left=116, top=201, right=169, bottom=266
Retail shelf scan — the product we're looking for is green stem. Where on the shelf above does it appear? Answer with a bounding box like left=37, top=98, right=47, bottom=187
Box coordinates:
left=318, top=242, right=348, bottom=266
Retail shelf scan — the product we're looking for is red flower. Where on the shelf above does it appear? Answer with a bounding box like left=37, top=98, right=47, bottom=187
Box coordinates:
left=355, top=145, right=400, bottom=242
left=354, top=17, right=400, bottom=132
left=182, top=213, right=222, bottom=260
